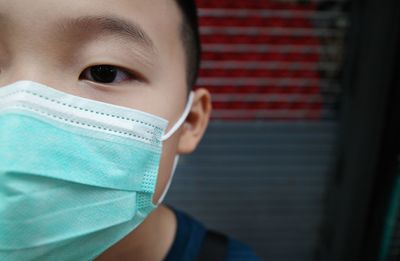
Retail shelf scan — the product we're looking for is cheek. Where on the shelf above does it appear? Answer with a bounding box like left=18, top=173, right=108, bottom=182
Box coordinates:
left=152, top=134, right=180, bottom=204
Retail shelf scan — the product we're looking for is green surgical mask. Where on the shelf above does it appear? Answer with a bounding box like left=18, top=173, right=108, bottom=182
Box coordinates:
left=0, top=81, right=193, bottom=261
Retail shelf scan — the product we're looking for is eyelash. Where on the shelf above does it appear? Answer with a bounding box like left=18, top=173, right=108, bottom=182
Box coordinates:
left=79, top=64, right=142, bottom=84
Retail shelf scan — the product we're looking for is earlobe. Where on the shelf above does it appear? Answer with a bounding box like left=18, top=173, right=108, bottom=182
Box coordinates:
left=177, top=88, right=212, bottom=154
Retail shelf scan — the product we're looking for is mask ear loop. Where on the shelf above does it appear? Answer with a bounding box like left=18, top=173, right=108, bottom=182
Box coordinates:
left=157, top=92, right=194, bottom=204
left=161, top=92, right=195, bottom=141
left=157, top=155, right=180, bottom=204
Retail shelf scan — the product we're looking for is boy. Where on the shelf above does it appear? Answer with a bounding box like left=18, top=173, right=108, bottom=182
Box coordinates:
left=0, top=0, right=260, bottom=260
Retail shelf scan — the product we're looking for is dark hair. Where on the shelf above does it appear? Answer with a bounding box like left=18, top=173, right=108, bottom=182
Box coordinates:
left=174, top=0, right=201, bottom=90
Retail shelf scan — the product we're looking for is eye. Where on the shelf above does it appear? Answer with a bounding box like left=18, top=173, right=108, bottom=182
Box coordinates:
left=79, top=65, right=137, bottom=84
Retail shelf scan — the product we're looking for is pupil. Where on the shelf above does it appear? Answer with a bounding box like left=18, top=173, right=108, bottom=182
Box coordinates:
left=90, top=65, right=117, bottom=83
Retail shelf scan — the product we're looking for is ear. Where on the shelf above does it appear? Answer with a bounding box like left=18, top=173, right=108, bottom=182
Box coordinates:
left=177, top=88, right=212, bottom=154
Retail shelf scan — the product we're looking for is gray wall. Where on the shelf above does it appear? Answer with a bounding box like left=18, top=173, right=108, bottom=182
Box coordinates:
left=165, top=121, right=339, bottom=261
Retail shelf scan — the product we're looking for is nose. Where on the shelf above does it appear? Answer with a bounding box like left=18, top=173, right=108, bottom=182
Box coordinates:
left=1, top=57, right=60, bottom=88
left=0, top=56, right=81, bottom=96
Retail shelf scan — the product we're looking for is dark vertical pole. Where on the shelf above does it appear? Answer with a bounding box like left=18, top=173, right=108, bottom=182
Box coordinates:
left=318, top=0, right=400, bottom=260
left=362, top=30, right=400, bottom=261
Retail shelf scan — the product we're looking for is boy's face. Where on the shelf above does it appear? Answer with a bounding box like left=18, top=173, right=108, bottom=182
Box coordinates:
left=0, top=0, right=209, bottom=202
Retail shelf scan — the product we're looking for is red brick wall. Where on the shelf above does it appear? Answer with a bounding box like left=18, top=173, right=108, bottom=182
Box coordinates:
left=196, top=0, right=325, bottom=120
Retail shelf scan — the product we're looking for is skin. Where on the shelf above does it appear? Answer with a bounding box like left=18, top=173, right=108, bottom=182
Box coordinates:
left=0, top=0, right=212, bottom=260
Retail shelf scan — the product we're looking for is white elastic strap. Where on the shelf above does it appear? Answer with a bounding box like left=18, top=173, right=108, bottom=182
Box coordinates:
left=157, top=155, right=180, bottom=204
left=157, top=92, right=193, bottom=204
left=161, top=92, right=194, bottom=141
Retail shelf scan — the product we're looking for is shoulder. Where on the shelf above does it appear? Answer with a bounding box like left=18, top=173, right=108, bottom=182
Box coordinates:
left=165, top=207, right=261, bottom=261
left=164, top=208, right=207, bottom=261
left=225, top=238, right=262, bottom=261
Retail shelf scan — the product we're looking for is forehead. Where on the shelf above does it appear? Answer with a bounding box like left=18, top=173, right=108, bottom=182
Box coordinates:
left=0, top=0, right=183, bottom=57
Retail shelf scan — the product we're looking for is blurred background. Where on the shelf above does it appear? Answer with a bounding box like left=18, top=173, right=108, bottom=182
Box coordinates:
left=165, top=0, right=400, bottom=261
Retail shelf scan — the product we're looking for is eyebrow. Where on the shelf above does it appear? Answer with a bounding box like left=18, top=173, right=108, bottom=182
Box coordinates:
left=58, top=15, right=156, bottom=53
